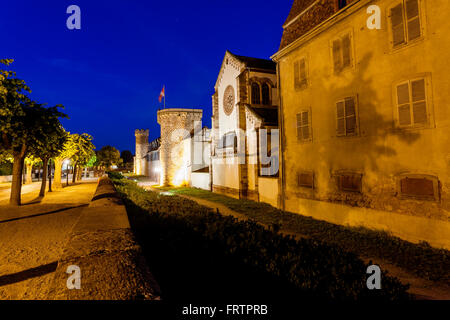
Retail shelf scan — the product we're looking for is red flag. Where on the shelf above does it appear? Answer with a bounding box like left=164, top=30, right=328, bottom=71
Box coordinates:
left=158, top=86, right=165, bottom=103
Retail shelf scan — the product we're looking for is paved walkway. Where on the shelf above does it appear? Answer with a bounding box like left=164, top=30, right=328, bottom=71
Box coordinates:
left=0, top=181, right=42, bottom=202
left=0, top=180, right=97, bottom=299
left=145, top=186, right=450, bottom=300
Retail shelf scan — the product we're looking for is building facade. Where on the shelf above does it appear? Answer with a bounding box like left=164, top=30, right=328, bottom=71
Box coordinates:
left=272, top=0, right=450, bottom=248
left=211, top=51, right=280, bottom=206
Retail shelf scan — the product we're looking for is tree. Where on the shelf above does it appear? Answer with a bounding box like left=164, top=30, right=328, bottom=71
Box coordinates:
left=97, top=146, right=121, bottom=170
left=0, top=60, right=68, bottom=204
left=24, top=156, right=40, bottom=184
left=27, top=108, right=68, bottom=197
left=70, top=133, right=95, bottom=183
left=54, top=133, right=77, bottom=189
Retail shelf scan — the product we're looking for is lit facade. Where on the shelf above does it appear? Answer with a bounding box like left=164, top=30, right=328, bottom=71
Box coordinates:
left=272, top=0, right=450, bottom=248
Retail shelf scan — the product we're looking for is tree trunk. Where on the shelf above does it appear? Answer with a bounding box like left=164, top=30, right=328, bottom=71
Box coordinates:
left=48, top=160, right=52, bottom=192
left=72, top=163, right=77, bottom=183
left=53, top=158, right=63, bottom=189
left=39, top=158, right=48, bottom=197
left=77, top=166, right=83, bottom=181
left=25, top=163, right=33, bottom=184
left=10, top=154, right=25, bottom=206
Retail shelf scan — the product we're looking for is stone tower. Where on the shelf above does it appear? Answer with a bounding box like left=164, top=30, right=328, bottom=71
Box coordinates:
left=134, top=129, right=149, bottom=176
left=157, top=108, right=203, bottom=186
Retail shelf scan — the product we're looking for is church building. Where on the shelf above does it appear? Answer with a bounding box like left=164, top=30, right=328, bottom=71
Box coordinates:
left=211, top=51, right=279, bottom=206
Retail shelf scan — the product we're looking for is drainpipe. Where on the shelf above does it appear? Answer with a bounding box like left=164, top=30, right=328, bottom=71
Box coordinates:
left=276, top=62, right=286, bottom=211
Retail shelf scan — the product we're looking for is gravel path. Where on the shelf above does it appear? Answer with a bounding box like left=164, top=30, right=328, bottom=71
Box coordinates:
left=0, top=181, right=97, bottom=300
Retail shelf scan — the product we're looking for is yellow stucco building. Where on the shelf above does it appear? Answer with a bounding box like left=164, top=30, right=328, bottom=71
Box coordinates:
left=272, top=0, right=450, bottom=249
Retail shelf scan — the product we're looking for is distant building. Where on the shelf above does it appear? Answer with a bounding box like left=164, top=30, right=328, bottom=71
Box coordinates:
left=211, top=51, right=279, bottom=206
left=272, top=0, right=450, bottom=248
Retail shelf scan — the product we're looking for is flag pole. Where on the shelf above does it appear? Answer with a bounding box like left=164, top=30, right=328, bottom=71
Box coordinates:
left=164, top=85, right=166, bottom=109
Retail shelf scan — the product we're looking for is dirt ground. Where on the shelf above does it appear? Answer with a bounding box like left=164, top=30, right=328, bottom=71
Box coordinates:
left=0, top=180, right=97, bottom=300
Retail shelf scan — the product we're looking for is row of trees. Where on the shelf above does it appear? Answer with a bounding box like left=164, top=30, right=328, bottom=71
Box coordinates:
left=0, top=59, right=96, bottom=206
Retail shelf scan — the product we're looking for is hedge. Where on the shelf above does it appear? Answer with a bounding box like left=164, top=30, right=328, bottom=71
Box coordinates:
left=113, top=178, right=410, bottom=301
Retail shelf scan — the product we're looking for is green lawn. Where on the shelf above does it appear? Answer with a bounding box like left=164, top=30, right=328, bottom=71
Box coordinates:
left=160, top=186, right=450, bottom=285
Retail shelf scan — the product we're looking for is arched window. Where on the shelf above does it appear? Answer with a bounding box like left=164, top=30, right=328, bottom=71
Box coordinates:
left=262, top=83, right=270, bottom=105
left=251, top=83, right=260, bottom=105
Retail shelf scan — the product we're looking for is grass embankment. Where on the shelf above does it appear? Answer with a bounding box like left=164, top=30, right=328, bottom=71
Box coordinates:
left=114, top=178, right=410, bottom=301
left=160, top=187, right=450, bottom=285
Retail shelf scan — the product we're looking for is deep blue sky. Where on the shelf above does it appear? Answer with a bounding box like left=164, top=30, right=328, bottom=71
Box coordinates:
left=1, top=0, right=291, bottom=153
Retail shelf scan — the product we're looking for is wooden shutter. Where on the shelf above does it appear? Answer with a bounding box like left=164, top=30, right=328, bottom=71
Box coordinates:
left=298, top=172, right=314, bottom=188
left=301, top=111, right=310, bottom=140
left=339, top=174, right=362, bottom=192
left=342, top=34, right=352, bottom=68
left=397, top=83, right=411, bottom=126
left=296, top=113, right=302, bottom=141
left=406, top=0, right=421, bottom=41
left=411, top=79, right=427, bottom=124
left=391, top=4, right=406, bottom=47
left=345, top=97, right=356, bottom=135
left=294, top=61, right=300, bottom=89
left=332, top=39, right=342, bottom=72
left=336, top=101, right=345, bottom=136
left=400, top=177, right=435, bottom=198
left=299, top=58, right=307, bottom=87
left=297, top=111, right=310, bottom=141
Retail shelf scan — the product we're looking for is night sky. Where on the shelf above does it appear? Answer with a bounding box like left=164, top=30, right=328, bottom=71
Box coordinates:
left=1, top=0, right=291, bottom=153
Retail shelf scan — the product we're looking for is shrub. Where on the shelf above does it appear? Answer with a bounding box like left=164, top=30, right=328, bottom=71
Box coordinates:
left=113, top=179, right=410, bottom=301
left=170, top=187, right=450, bottom=284
left=0, top=162, right=12, bottom=176
left=106, top=171, right=124, bottom=180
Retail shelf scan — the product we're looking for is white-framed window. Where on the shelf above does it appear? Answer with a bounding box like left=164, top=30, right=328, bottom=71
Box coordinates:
left=294, top=57, right=308, bottom=89
left=336, top=96, right=358, bottom=137
left=296, top=109, right=312, bottom=142
left=395, top=78, right=428, bottom=127
left=332, top=32, right=353, bottom=73
left=389, top=0, right=422, bottom=49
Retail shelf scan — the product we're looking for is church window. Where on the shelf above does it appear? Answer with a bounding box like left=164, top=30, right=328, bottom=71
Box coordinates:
left=251, top=83, right=261, bottom=104
left=261, top=83, right=270, bottom=105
